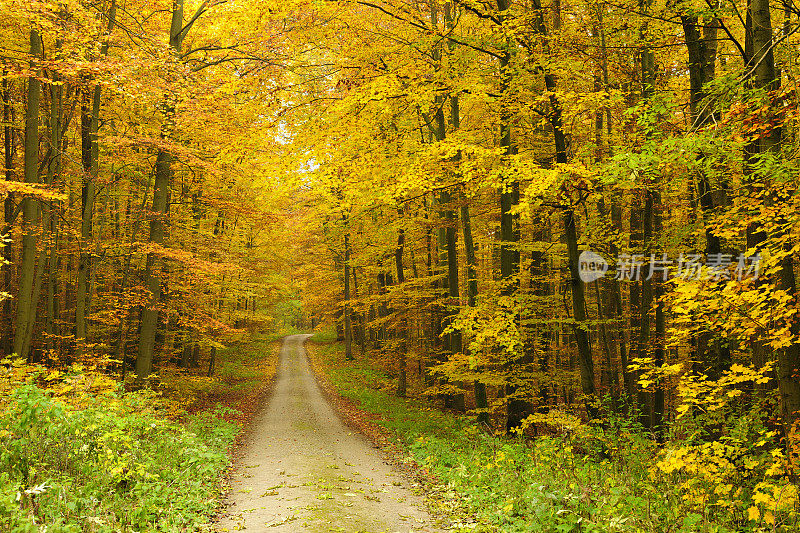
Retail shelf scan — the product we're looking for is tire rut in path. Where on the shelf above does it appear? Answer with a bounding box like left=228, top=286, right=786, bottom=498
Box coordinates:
left=217, top=334, right=441, bottom=533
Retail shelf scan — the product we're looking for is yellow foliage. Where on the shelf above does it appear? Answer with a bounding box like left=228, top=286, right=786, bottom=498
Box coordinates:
left=748, top=506, right=761, bottom=520
left=520, top=410, right=587, bottom=437
left=654, top=436, right=799, bottom=523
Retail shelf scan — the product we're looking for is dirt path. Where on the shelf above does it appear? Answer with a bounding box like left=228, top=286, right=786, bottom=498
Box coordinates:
left=217, top=334, right=441, bottom=533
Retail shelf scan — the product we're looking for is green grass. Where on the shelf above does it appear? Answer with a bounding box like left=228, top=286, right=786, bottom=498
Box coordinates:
left=0, top=384, right=238, bottom=532
left=163, top=333, right=280, bottom=406
left=308, top=340, right=789, bottom=533
left=309, top=326, right=339, bottom=344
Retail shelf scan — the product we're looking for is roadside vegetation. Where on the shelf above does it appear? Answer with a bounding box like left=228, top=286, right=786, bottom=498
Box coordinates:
left=308, top=333, right=800, bottom=533
left=0, top=333, right=282, bottom=532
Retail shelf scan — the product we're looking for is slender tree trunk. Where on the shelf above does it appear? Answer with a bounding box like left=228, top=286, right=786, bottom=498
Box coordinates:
left=652, top=199, right=665, bottom=439
left=425, top=1, right=463, bottom=408
left=191, top=340, right=200, bottom=368
left=528, top=0, right=598, bottom=416
left=352, top=267, right=366, bottom=357
left=343, top=231, right=353, bottom=361
left=118, top=184, right=149, bottom=382
left=629, top=193, right=645, bottom=413
left=462, top=201, right=487, bottom=422
left=20, top=66, right=60, bottom=360
left=637, top=190, right=654, bottom=430
left=136, top=149, right=171, bottom=378
left=682, top=10, right=730, bottom=376
left=594, top=4, right=613, bottom=157
left=497, top=0, right=527, bottom=429
left=423, top=197, right=437, bottom=380
left=76, top=0, right=115, bottom=354
left=439, top=189, right=463, bottom=410
left=13, top=30, right=42, bottom=360
left=76, top=87, right=98, bottom=349
left=631, top=6, right=660, bottom=428
left=137, top=0, right=198, bottom=378
left=207, top=345, right=216, bottom=377
left=610, top=203, right=632, bottom=399
left=376, top=270, right=387, bottom=349
left=745, top=0, right=800, bottom=434
left=2, top=73, right=15, bottom=355
left=45, top=73, right=63, bottom=356
left=558, top=138, right=597, bottom=414
left=395, top=215, right=407, bottom=397
left=20, top=242, right=48, bottom=360
left=564, top=207, right=598, bottom=404
left=181, top=333, right=192, bottom=368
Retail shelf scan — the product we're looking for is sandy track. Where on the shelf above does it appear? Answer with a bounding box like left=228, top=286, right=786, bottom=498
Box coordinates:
left=217, top=334, right=441, bottom=533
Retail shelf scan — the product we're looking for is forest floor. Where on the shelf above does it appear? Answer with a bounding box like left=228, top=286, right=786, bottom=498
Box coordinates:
left=216, top=334, right=442, bottom=533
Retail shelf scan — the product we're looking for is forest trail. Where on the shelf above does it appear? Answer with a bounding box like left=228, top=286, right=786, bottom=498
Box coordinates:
left=217, top=334, right=440, bottom=533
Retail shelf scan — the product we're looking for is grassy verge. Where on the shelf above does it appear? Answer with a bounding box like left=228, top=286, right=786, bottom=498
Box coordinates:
left=182, top=333, right=282, bottom=434
left=0, top=333, right=282, bottom=532
left=306, top=336, right=791, bottom=533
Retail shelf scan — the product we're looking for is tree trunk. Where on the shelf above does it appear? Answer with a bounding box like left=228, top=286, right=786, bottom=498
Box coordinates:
left=2, top=73, right=15, bottom=355
left=745, top=0, right=800, bottom=435
left=76, top=0, right=115, bottom=354
left=191, top=341, right=200, bottom=368
left=682, top=11, right=730, bottom=376
left=137, top=0, right=198, bottom=378
left=631, top=8, right=660, bottom=428
left=652, top=197, right=665, bottom=440
left=117, top=183, right=149, bottom=381
left=44, top=70, right=64, bottom=357
left=76, top=87, right=98, bottom=350
left=207, top=345, right=216, bottom=377
left=610, top=203, right=632, bottom=399
left=529, top=0, right=598, bottom=416
left=462, top=201, right=487, bottom=422
left=395, top=214, right=407, bottom=397
left=13, top=30, right=42, bottom=360
left=564, top=208, right=598, bottom=406
left=136, top=149, right=171, bottom=378
left=352, top=267, right=366, bottom=357
left=497, top=0, right=526, bottom=429
left=425, top=2, right=463, bottom=408
left=343, top=231, right=353, bottom=361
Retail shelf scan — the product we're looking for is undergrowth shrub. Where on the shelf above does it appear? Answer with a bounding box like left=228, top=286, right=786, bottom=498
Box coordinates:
left=0, top=384, right=237, bottom=532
